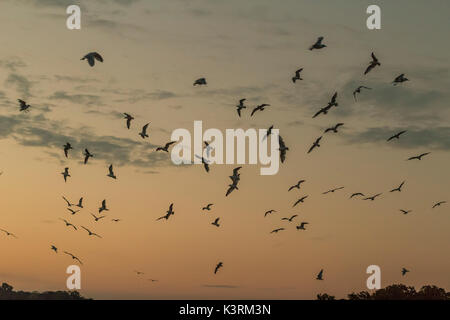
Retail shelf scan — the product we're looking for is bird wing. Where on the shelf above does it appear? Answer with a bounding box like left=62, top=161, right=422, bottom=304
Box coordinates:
left=92, top=52, right=103, bottom=62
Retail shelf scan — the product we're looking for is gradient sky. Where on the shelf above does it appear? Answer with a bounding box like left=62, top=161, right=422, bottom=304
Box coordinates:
left=0, top=0, right=449, bottom=299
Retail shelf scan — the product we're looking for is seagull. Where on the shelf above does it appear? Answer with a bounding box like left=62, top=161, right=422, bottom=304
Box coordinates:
left=91, top=213, right=106, bottom=222
left=0, top=228, right=17, bottom=238
left=193, top=78, right=207, bottom=86
left=225, top=183, right=239, bottom=197
left=401, top=268, right=409, bottom=276
left=236, top=99, right=246, bottom=117
left=81, top=52, right=103, bottom=67
left=123, top=113, right=134, bottom=129
left=64, top=251, right=83, bottom=265
left=157, top=203, right=175, bottom=221
left=350, top=192, right=365, bottom=199
left=264, top=210, right=276, bottom=217
left=279, top=135, right=289, bottom=163
left=139, top=123, right=150, bottom=139
left=288, top=180, right=306, bottom=192
left=111, top=219, right=121, bottom=222
left=67, top=208, right=79, bottom=215
left=60, top=219, right=77, bottom=230
left=251, top=104, right=270, bottom=117
left=134, top=271, right=145, bottom=275
left=432, top=201, right=446, bottom=209
left=63, top=142, right=73, bottom=158
left=407, top=152, right=430, bottom=161
left=263, top=125, right=274, bottom=140
left=387, top=130, right=407, bottom=141
left=393, top=74, right=409, bottom=86
left=293, top=196, right=308, bottom=207
left=292, top=68, right=303, bottom=83
left=270, top=228, right=285, bottom=234
left=83, top=149, right=93, bottom=164
left=229, top=167, right=242, bottom=184
left=51, top=245, right=58, bottom=253
left=313, top=93, right=338, bottom=118
left=62, top=196, right=73, bottom=207
left=75, top=197, right=84, bottom=208
left=281, top=214, right=298, bottom=222
left=98, top=199, right=109, bottom=213
left=390, top=181, right=405, bottom=193
left=147, top=279, right=158, bottom=282
left=81, top=226, right=102, bottom=238
left=18, top=99, right=31, bottom=112
left=202, top=203, right=214, bottom=211
left=296, top=222, right=309, bottom=230
left=195, top=155, right=210, bottom=172
left=308, top=137, right=322, bottom=154
left=312, top=105, right=332, bottom=118
left=400, top=209, right=412, bottom=215
left=211, top=218, right=220, bottom=227
left=214, top=262, right=223, bottom=274
left=316, top=269, right=324, bottom=280
left=309, top=36, right=326, bottom=50
left=156, top=141, right=176, bottom=152
left=364, top=52, right=380, bottom=75
left=363, top=193, right=382, bottom=201
left=323, top=186, right=345, bottom=194
left=353, top=86, right=371, bottom=101
left=324, top=123, right=344, bottom=133
left=61, top=167, right=70, bottom=182
left=107, top=164, right=117, bottom=179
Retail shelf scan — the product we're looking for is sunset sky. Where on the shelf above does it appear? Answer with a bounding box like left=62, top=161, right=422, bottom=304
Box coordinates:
left=0, top=0, right=449, bottom=299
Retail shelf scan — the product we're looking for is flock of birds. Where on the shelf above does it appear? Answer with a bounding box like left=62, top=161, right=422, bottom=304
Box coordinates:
left=1, top=35, right=448, bottom=291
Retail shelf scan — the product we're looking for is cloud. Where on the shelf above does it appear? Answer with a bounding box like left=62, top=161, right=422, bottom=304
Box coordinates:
left=5, top=74, right=33, bottom=99
left=48, top=91, right=103, bottom=106
left=112, top=89, right=178, bottom=104
left=0, top=57, right=27, bottom=72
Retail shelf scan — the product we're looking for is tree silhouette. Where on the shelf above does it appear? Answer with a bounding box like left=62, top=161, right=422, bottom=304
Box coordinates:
left=0, top=282, right=89, bottom=300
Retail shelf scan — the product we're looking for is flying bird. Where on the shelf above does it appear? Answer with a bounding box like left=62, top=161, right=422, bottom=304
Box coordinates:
left=81, top=226, right=102, bottom=238
left=316, top=269, right=324, bottom=280
left=279, top=135, right=289, bottom=163
left=211, top=218, right=220, bottom=227
left=292, top=68, right=303, bottom=83
left=139, top=123, right=150, bottom=139
left=390, top=181, right=405, bottom=193
left=62, top=196, right=73, bottom=207
left=313, top=93, right=338, bottom=118
left=156, top=141, right=176, bottom=152
left=111, top=219, right=121, bottom=222
left=363, top=193, right=382, bottom=201
left=83, top=149, right=93, bottom=164
left=401, top=268, right=410, bottom=276
left=281, top=214, right=298, bottom=222
left=123, top=113, right=134, bottom=129
left=193, top=78, right=207, bottom=86
left=91, top=213, right=106, bottom=222
left=364, top=52, right=380, bottom=75
left=288, top=180, right=306, bottom=192
left=296, top=222, right=309, bottom=230
left=157, top=203, right=175, bottom=221
left=393, top=74, right=409, bottom=85
left=353, top=86, right=371, bottom=101
left=432, top=201, right=446, bottom=209
left=225, top=183, right=239, bottom=197
left=61, top=167, right=70, bottom=182
left=263, top=125, right=274, bottom=140
left=67, top=208, right=79, bottom=215
left=236, top=99, right=246, bottom=117
left=81, top=52, right=103, bottom=67
left=400, top=209, right=412, bottom=215
left=387, top=130, right=407, bottom=141
left=60, top=219, right=77, bottom=230
left=309, top=36, right=326, bottom=50
left=50, top=245, right=58, bottom=253
left=214, top=262, right=223, bottom=274
left=75, top=197, right=83, bottom=208
left=251, top=104, right=270, bottom=117
left=264, top=210, right=276, bottom=217
left=0, top=228, right=17, bottom=238
left=308, top=136, right=322, bottom=154
left=98, top=200, right=109, bottom=214
left=407, top=153, right=430, bottom=161
left=350, top=192, right=365, bottom=199
left=64, top=251, right=83, bottom=265
left=18, top=99, right=31, bottom=112
left=324, top=123, right=344, bottom=133
left=270, top=228, right=285, bottom=234
left=107, top=164, right=117, bottom=179
left=195, top=155, right=210, bottom=172
left=323, top=186, right=344, bottom=194
left=312, top=105, right=332, bottom=118
left=63, top=142, right=73, bottom=158
left=293, top=196, right=308, bottom=207
left=202, top=203, right=214, bottom=211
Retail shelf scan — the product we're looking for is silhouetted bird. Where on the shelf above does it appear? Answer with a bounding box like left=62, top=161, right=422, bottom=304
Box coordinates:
left=0, top=228, right=17, bottom=238
left=353, top=86, right=371, bottom=101
left=111, top=219, right=121, bottom=222
left=211, top=218, right=220, bottom=227
left=390, top=181, right=405, bottom=192
left=393, top=74, right=409, bottom=85
left=279, top=135, right=289, bottom=163
left=264, top=210, right=276, bottom=217
left=91, top=213, right=106, bottom=222
left=60, top=219, right=77, bottom=230
left=325, top=123, right=344, bottom=133
left=81, top=52, right=103, bottom=67
left=64, top=251, right=83, bottom=265
left=99, top=200, right=109, bottom=214
left=236, top=99, right=246, bottom=117
left=308, top=137, right=322, bottom=154
left=193, top=78, right=207, bottom=86
left=67, top=208, right=79, bottom=215
left=270, top=228, right=285, bottom=234
left=296, top=222, right=309, bottom=230
left=407, top=153, right=430, bottom=161
left=432, top=201, right=446, bottom=209
left=292, top=68, right=303, bottom=83
left=364, top=52, right=380, bottom=75
left=62, top=196, right=73, bottom=207
left=139, top=123, right=150, bottom=139
left=214, top=262, right=223, bottom=274
left=107, top=165, right=117, bottom=179
left=156, top=141, right=175, bottom=152
left=83, top=149, right=93, bottom=164
left=288, top=180, right=306, bottom=192
left=76, top=197, right=83, bottom=208
left=309, top=37, right=326, bottom=50
left=350, top=192, right=365, bottom=199
left=387, top=130, right=407, bottom=141
left=281, top=214, right=298, bottom=222
left=18, top=99, right=31, bottom=112
left=63, top=143, right=73, bottom=158
left=123, top=113, right=134, bottom=129
left=81, top=226, right=102, bottom=238
left=401, top=268, right=409, bottom=276
left=363, top=193, right=382, bottom=201
left=316, top=269, right=324, bottom=280
left=202, top=203, right=213, bottom=211
left=251, top=104, right=270, bottom=116
left=195, top=155, right=210, bottom=172
left=323, top=186, right=344, bottom=194
left=51, top=245, right=58, bottom=253
left=293, top=196, right=308, bottom=207
left=400, top=209, right=411, bottom=215
left=226, top=183, right=239, bottom=197
left=61, top=167, right=70, bottom=182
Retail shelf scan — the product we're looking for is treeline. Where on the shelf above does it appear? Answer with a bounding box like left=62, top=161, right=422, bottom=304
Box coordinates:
left=0, top=282, right=89, bottom=300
